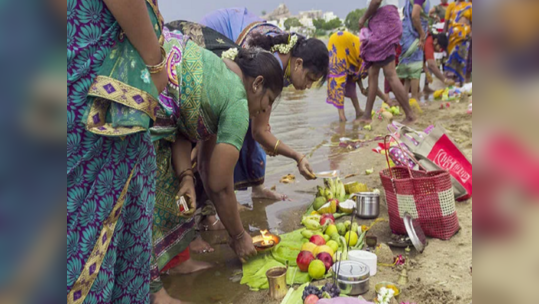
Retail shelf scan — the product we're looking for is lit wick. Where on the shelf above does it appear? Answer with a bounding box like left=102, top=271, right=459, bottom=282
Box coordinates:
left=260, top=230, right=275, bottom=247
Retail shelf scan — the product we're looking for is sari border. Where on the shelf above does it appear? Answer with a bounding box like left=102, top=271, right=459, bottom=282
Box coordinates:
left=67, top=163, right=139, bottom=304
left=88, top=76, right=160, bottom=121
left=235, top=21, right=264, bottom=46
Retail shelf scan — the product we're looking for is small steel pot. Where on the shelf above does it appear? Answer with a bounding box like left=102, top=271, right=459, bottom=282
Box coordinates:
left=355, top=192, right=380, bottom=219
left=331, top=261, right=370, bottom=296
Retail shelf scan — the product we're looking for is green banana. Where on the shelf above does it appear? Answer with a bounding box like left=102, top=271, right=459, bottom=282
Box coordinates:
left=316, top=185, right=325, bottom=197
left=325, top=189, right=334, bottom=201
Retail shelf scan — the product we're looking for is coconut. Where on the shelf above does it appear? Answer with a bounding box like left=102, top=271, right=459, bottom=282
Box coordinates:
left=345, top=182, right=369, bottom=194
left=316, top=202, right=333, bottom=214
left=338, top=200, right=356, bottom=214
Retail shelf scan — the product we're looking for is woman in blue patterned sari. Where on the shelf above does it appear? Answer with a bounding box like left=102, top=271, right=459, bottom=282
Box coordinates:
left=67, top=0, right=167, bottom=303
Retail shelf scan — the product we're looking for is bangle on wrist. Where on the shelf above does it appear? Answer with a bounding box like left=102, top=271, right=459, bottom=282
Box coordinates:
left=146, top=46, right=167, bottom=74
left=273, top=140, right=281, bottom=156
left=231, top=230, right=246, bottom=241
left=178, top=168, right=196, bottom=186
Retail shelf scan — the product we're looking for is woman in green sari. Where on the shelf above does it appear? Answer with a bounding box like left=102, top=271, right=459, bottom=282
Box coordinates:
left=150, top=28, right=285, bottom=303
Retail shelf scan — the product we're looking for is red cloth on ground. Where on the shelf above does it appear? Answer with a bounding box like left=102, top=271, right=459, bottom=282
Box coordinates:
left=161, top=248, right=191, bottom=273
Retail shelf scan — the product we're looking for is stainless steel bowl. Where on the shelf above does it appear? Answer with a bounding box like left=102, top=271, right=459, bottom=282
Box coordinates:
left=331, top=261, right=370, bottom=296
left=355, top=192, right=380, bottom=219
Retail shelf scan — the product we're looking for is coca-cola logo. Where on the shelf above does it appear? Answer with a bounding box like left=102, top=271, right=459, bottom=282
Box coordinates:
left=434, top=149, right=471, bottom=183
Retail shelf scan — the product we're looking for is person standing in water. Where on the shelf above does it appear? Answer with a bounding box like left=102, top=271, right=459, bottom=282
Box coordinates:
left=396, top=0, right=431, bottom=104
left=326, top=31, right=391, bottom=122
left=357, top=0, right=417, bottom=125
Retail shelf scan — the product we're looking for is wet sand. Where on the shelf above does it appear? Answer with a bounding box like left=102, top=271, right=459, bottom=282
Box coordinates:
left=163, top=80, right=473, bottom=303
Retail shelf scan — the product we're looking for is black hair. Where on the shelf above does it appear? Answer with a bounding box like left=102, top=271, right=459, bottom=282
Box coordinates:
left=249, top=33, right=329, bottom=85
left=234, top=47, right=284, bottom=99
left=434, top=33, right=449, bottom=52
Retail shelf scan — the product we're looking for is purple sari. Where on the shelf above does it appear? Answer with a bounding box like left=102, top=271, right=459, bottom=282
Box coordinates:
left=360, top=5, right=403, bottom=69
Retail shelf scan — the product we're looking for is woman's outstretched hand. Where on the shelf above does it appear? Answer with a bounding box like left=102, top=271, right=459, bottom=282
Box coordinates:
left=298, top=156, right=316, bottom=180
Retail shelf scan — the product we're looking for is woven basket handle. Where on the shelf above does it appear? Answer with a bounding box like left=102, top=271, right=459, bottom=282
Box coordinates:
left=383, top=134, right=427, bottom=179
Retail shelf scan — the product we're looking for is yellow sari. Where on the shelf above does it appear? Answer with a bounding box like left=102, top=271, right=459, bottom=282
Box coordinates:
left=326, top=31, right=365, bottom=109
left=446, top=1, right=472, bottom=83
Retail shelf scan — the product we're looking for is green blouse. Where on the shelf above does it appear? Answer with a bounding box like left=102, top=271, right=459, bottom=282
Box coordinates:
left=153, top=34, right=249, bottom=151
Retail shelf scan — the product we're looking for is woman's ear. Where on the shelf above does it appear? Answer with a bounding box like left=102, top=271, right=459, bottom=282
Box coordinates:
left=252, top=76, right=265, bottom=93
left=294, top=58, right=304, bottom=71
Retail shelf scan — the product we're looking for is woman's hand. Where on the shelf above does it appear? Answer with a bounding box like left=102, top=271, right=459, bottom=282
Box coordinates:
left=297, top=156, right=316, bottom=180
left=177, top=176, right=196, bottom=215
left=361, top=87, right=368, bottom=97
left=230, top=232, right=257, bottom=264
left=151, top=68, right=168, bottom=94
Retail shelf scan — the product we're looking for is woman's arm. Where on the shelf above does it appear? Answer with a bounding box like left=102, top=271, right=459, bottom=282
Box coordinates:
left=171, top=135, right=196, bottom=211
left=251, top=111, right=316, bottom=180
left=197, top=138, right=257, bottom=262
left=103, top=0, right=168, bottom=92
left=103, top=0, right=161, bottom=65
left=412, top=4, right=427, bottom=49
left=359, top=0, right=382, bottom=30
left=251, top=109, right=302, bottom=162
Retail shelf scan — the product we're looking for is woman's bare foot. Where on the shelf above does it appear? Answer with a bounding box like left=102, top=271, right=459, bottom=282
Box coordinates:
left=400, top=115, right=418, bottom=126
left=168, top=258, right=213, bottom=276
left=385, top=98, right=399, bottom=107
left=151, top=288, right=188, bottom=304
left=355, top=114, right=372, bottom=125
left=189, top=236, right=214, bottom=254
left=199, top=215, right=225, bottom=231
left=252, top=185, right=288, bottom=201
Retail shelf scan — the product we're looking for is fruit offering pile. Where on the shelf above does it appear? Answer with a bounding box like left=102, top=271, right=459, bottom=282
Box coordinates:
left=313, top=178, right=355, bottom=214
left=302, top=283, right=341, bottom=304
left=298, top=213, right=367, bottom=280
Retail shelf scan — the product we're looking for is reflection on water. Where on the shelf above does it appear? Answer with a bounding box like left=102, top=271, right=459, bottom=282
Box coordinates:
left=165, top=86, right=382, bottom=303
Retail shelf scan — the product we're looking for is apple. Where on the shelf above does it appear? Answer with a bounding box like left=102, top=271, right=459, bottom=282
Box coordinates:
left=309, top=235, right=326, bottom=246
left=304, top=294, right=319, bottom=304
left=320, top=214, right=335, bottom=225
left=296, top=251, right=315, bottom=272
left=316, top=252, right=334, bottom=271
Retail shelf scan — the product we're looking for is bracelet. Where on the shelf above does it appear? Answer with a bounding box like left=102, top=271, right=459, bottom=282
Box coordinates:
left=273, top=140, right=281, bottom=156
left=297, top=155, right=306, bottom=167
left=146, top=46, right=167, bottom=74
left=178, top=168, right=196, bottom=186
left=232, top=230, right=246, bottom=241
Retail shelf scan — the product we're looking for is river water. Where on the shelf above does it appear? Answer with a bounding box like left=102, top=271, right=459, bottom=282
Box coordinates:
left=165, top=85, right=384, bottom=303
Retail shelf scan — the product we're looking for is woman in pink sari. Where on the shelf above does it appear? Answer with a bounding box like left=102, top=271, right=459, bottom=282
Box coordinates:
left=357, top=0, right=417, bottom=125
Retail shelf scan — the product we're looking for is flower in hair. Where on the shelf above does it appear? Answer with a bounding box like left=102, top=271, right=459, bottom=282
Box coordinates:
left=270, top=34, right=298, bottom=54
left=221, top=48, right=239, bottom=60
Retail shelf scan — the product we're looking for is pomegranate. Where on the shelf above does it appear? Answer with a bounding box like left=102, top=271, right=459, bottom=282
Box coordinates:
left=309, top=235, right=326, bottom=246
left=316, top=252, right=334, bottom=271
left=296, top=251, right=315, bottom=272
left=320, top=214, right=335, bottom=225
left=304, top=294, right=319, bottom=304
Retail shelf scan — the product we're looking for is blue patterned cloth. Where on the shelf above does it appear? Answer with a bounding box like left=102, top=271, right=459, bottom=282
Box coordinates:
left=67, top=0, right=158, bottom=303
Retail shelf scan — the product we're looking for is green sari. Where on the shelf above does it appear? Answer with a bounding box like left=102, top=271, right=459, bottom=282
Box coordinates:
left=149, top=27, right=250, bottom=293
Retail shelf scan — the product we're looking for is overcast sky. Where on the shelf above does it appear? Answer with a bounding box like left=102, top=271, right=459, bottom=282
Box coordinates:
left=159, top=0, right=443, bottom=23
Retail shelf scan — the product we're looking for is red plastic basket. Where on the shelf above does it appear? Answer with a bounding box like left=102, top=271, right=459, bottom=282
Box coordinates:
left=380, top=135, right=460, bottom=240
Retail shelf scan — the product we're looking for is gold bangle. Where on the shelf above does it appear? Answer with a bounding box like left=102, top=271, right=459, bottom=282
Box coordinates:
left=146, top=46, right=167, bottom=74
left=273, top=140, right=281, bottom=156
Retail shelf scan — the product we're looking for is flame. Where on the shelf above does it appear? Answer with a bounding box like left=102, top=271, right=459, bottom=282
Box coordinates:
left=260, top=230, right=274, bottom=246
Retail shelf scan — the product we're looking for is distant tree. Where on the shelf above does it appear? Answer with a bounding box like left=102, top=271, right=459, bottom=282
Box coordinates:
left=324, top=18, right=342, bottom=30
left=284, top=17, right=302, bottom=30
left=345, top=8, right=367, bottom=32
left=313, top=18, right=326, bottom=30
left=261, top=10, right=267, bottom=16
